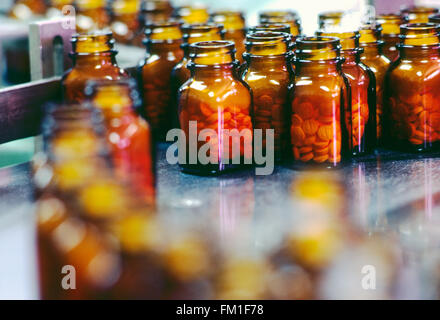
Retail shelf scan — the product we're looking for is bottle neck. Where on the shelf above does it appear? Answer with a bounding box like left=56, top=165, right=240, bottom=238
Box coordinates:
left=191, top=63, right=236, bottom=78
left=399, top=45, right=440, bottom=60
left=147, top=40, right=182, bottom=56
left=295, top=59, right=340, bottom=74
left=360, top=42, right=380, bottom=57
left=340, top=48, right=359, bottom=64
left=246, top=55, right=290, bottom=70
left=72, top=51, right=117, bottom=67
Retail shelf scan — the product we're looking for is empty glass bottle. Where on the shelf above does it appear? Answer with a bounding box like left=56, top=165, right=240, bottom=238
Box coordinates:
left=375, top=14, right=408, bottom=62
left=62, top=31, right=128, bottom=103
left=241, top=31, right=293, bottom=161
left=259, top=10, right=301, bottom=40
left=359, top=23, right=391, bottom=143
left=317, top=30, right=376, bottom=156
left=178, top=41, right=252, bottom=175
left=140, top=20, right=184, bottom=140
left=290, top=37, right=350, bottom=168
left=210, top=11, right=246, bottom=63
left=385, top=23, right=440, bottom=152
left=248, top=23, right=291, bottom=34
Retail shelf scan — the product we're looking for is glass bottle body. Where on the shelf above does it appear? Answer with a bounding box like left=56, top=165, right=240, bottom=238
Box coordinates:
left=178, top=41, right=252, bottom=175
left=401, top=6, right=439, bottom=23
left=241, top=32, right=293, bottom=161
left=376, top=14, right=408, bottom=62
left=290, top=37, right=350, bottom=168
left=88, top=79, right=156, bottom=206
left=140, top=21, right=184, bottom=140
left=385, top=24, right=440, bottom=152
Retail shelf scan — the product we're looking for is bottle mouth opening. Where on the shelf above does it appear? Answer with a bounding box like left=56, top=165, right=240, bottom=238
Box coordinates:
left=401, top=22, right=439, bottom=30
left=318, top=11, right=344, bottom=19
left=210, top=10, right=243, bottom=18
left=246, top=31, right=290, bottom=42
left=317, top=31, right=359, bottom=49
left=260, top=10, right=298, bottom=19
left=296, top=36, right=340, bottom=46
left=144, top=19, right=182, bottom=30
left=248, top=23, right=291, bottom=33
left=191, top=40, right=235, bottom=50
left=182, top=23, right=223, bottom=32
left=72, top=30, right=113, bottom=41
left=401, top=6, right=439, bottom=14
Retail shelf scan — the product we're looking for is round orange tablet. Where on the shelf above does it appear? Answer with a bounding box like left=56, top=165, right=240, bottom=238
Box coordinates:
left=291, top=114, right=303, bottom=126
left=313, top=154, right=329, bottom=163
left=294, top=101, right=315, bottom=120
left=317, top=124, right=334, bottom=141
left=291, top=126, right=306, bottom=145
left=302, top=119, right=319, bottom=135
left=300, top=152, right=313, bottom=162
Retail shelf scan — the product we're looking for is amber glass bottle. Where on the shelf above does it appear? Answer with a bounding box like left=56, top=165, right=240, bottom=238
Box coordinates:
left=318, top=31, right=376, bottom=156
left=178, top=41, right=252, bottom=175
left=401, top=6, right=439, bottom=23
left=375, top=14, right=408, bottom=62
left=210, top=11, right=246, bottom=63
left=248, top=23, right=291, bottom=34
left=385, top=23, right=440, bottom=152
left=86, top=79, right=156, bottom=206
left=75, top=0, right=110, bottom=32
left=241, top=31, right=293, bottom=161
left=140, top=20, right=184, bottom=140
left=174, top=5, right=209, bottom=24
left=62, top=31, right=128, bottom=103
left=172, top=23, right=224, bottom=99
left=290, top=37, right=350, bottom=168
left=141, top=0, right=174, bottom=24
left=110, top=0, right=142, bottom=45
left=259, top=11, right=301, bottom=39
left=358, top=24, right=391, bottom=143
left=9, top=0, right=47, bottom=19
left=318, top=11, right=344, bottom=29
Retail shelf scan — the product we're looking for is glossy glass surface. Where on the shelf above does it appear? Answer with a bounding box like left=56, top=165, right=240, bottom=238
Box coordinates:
left=401, top=6, right=439, bottom=23
left=62, top=32, right=128, bottom=104
left=376, top=14, right=408, bottom=62
left=385, top=23, right=440, bottom=152
left=178, top=41, right=252, bottom=174
left=290, top=37, right=350, bottom=167
left=259, top=10, right=301, bottom=39
left=110, top=0, right=142, bottom=45
left=140, top=20, right=184, bottom=140
left=241, top=31, right=293, bottom=161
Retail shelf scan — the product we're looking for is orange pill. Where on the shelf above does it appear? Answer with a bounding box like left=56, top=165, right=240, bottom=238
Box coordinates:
left=300, top=152, right=313, bottom=162
left=294, top=101, right=315, bottom=120
left=318, top=102, right=335, bottom=117
left=304, top=135, right=316, bottom=145
left=223, top=112, right=232, bottom=122
left=317, top=124, right=334, bottom=141
left=258, top=94, right=274, bottom=109
left=302, top=119, right=319, bottom=135
left=313, top=154, right=329, bottom=163
left=314, top=146, right=329, bottom=156
left=318, top=116, right=334, bottom=124
left=291, top=114, right=303, bottom=126
left=409, top=138, right=423, bottom=145
left=200, top=103, right=213, bottom=116
left=429, top=112, right=440, bottom=129
left=291, top=126, right=306, bottom=145
left=299, top=146, right=313, bottom=154
left=313, top=139, right=329, bottom=149
left=207, top=112, right=219, bottom=123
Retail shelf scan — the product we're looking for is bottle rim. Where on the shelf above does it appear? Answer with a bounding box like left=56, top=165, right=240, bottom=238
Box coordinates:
left=400, top=6, right=439, bottom=14
left=248, top=23, right=291, bottom=34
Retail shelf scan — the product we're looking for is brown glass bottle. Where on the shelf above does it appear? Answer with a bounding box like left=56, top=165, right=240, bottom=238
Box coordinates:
left=174, top=5, right=209, bottom=24
left=171, top=23, right=225, bottom=103
left=259, top=10, right=301, bottom=39
left=178, top=41, right=252, bottom=175
left=86, top=79, right=156, bottom=206
left=241, top=31, right=293, bottom=161
left=110, top=0, right=142, bottom=45
left=385, top=23, right=440, bottom=152
left=248, top=23, right=291, bottom=34
left=75, top=0, right=110, bottom=32
left=210, top=11, right=246, bottom=63
left=62, top=31, right=128, bottom=104
left=290, top=37, right=350, bottom=168
left=318, top=11, right=344, bottom=29
left=141, top=0, right=174, bottom=24
left=140, top=20, right=184, bottom=140
left=359, top=23, right=391, bottom=143
left=375, top=14, right=408, bottom=62
left=317, top=31, right=376, bottom=156
left=401, top=6, right=439, bottom=23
